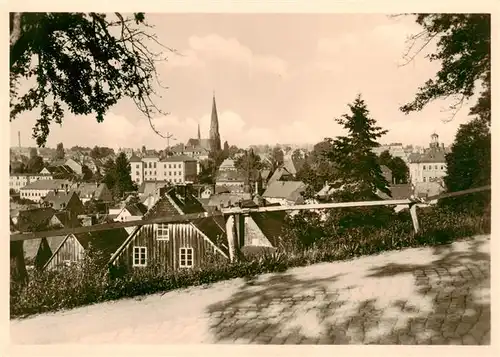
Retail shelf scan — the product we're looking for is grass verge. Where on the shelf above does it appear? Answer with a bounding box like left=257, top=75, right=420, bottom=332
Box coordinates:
left=10, top=206, right=490, bottom=319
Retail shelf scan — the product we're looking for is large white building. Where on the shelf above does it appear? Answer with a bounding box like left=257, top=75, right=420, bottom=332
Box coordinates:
left=19, top=179, right=72, bottom=202
left=130, top=154, right=198, bottom=185
left=9, top=173, right=54, bottom=193
left=408, top=133, right=448, bottom=190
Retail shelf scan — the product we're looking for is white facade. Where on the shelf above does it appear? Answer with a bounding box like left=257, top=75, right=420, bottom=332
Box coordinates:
left=409, top=162, right=447, bottom=185
left=130, top=156, right=197, bottom=185
left=10, top=173, right=53, bottom=193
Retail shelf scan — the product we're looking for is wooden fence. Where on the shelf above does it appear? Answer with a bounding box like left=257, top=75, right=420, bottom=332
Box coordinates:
left=9, top=185, right=491, bottom=280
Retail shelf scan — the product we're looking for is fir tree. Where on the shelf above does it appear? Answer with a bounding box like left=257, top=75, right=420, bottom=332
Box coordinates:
left=113, top=152, right=135, bottom=199
left=328, top=94, right=390, bottom=201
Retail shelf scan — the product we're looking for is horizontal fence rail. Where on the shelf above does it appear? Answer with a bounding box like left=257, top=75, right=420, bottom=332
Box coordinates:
left=10, top=185, right=491, bottom=242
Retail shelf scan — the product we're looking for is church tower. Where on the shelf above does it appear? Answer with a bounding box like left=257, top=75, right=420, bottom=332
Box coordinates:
left=209, top=93, right=222, bottom=152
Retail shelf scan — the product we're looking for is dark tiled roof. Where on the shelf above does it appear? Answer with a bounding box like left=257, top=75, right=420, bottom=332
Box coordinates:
left=43, top=190, right=78, bottom=208
left=389, top=184, right=413, bottom=199
left=160, top=155, right=197, bottom=162
left=408, top=147, right=446, bottom=163
left=75, top=228, right=130, bottom=260
left=15, top=207, right=56, bottom=232
left=215, top=170, right=246, bottom=182
left=125, top=203, right=148, bottom=216
left=21, top=179, right=70, bottom=190
left=250, top=211, right=289, bottom=247
left=129, top=154, right=142, bottom=162
left=262, top=180, right=306, bottom=202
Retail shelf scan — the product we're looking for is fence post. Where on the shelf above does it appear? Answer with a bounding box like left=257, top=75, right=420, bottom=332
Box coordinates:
left=409, top=204, right=420, bottom=233
left=225, top=214, right=236, bottom=262
left=10, top=240, right=28, bottom=284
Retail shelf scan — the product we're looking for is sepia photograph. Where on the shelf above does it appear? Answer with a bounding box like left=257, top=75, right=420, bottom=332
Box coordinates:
left=7, top=6, right=492, bottom=347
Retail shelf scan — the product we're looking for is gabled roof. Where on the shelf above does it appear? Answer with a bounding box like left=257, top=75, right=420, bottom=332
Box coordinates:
left=260, top=169, right=272, bottom=181
left=215, top=170, right=246, bottom=182
left=219, top=159, right=236, bottom=169
left=249, top=210, right=289, bottom=247
left=74, top=228, right=130, bottom=260
left=137, top=181, right=171, bottom=196
left=43, top=190, right=78, bottom=208
left=129, top=154, right=142, bottom=162
left=112, top=186, right=230, bottom=260
left=15, top=207, right=56, bottom=232
left=124, top=203, right=148, bottom=216
left=267, top=167, right=294, bottom=185
left=20, top=179, right=71, bottom=191
left=208, top=193, right=252, bottom=207
left=160, top=155, right=197, bottom=162
left=262, top=180, right=306, bottom=203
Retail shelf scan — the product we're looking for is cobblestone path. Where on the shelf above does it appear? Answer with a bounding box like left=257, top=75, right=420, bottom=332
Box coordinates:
left=10, top=235, right=490, bottom=345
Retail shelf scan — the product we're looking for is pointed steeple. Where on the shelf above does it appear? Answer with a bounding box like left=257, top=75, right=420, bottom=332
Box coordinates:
left=209, top=92, right=221, bottom=152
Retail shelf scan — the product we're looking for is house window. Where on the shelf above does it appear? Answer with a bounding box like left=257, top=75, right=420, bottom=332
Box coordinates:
left=423, top=177, right=426, bottom=182
left=136, top=164, right=140, bottom=169
left=136, top=171, right=139, bottom=176
left=154, top=162, right=157, bottom=168
left=154, top=171, right=156, bottom=176
left=423, top=165, right=426, bottom=170
left=164, top=164, right=166, bottom=169
left=169, top=164, right=171, bottom=168
left=179, top=247, right=194, bottom=268
left=441, top=165, right=444, bottom=170
left=435, top=165, right=438, bottom=170
left=133, top=246, right=147, bottom=267
left=156, top=223, right=169, bottom=241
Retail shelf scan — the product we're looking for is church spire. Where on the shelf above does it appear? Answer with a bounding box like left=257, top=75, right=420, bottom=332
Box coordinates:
left=209, top=92, right=221, bottom=152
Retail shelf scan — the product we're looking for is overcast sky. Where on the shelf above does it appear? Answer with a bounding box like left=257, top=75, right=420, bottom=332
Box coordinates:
left=10, top=13, right=478, bottom=150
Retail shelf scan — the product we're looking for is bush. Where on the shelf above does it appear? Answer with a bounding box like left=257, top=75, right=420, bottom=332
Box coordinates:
left=10, top=204, right=490, bottom=319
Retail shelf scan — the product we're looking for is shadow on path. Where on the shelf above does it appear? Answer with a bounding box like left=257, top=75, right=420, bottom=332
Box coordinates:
left=206, top=238, right=490, bottom=345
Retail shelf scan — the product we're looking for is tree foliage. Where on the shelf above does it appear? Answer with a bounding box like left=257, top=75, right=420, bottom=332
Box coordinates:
left=112, top=152, right=135, bottom=198
left=268, top=147, right=284, bottom=172
left=90, top=146, right=115, bottom=159
left=378, top=150, right=409, bottom=184
left=81, top=164, right=94, bottom=181
left=55, top=142, right=65, bottom=160
left=401, top=14, right=490, bottom=122
left=26, top=155, right=44, bottom=173
left=441, top=118, right=490, bottom=213
left=327, top=94, right=390, bottom=200
left=10, top=12, right=172, bottom=147
left=29, top=148, right=38, bottom=159
left=235, top=149, right=263, bottom=175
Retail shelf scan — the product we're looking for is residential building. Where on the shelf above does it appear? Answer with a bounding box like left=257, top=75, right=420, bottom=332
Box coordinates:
left=214, top=170, right=247, bottom=192
left=219, top=159, right=237, bottom=171
left=9, top=173, right=53, bottom=193
left=44, top=227, right=130, bottom=271
left=109, top=186, right=229, bottom=271
left=130, top=154, right=197, bottom=185
left=43, top=190, right=85, bottom=215
left=73, top=182, right=113, bottom=203
left=262, top=180, right=306, bottom=206
left=160, top=155, right=198, bottom=184
left=114, top=202, right=149, bottom=234
left=19, top=179, right=72, bottom=202
left=64, top=158, right=83, bottom=175
left=408, top=133, right=447, bottom=189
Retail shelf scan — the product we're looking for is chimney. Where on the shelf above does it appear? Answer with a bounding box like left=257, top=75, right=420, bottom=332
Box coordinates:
left=18, top=131, right=21, bottom=148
